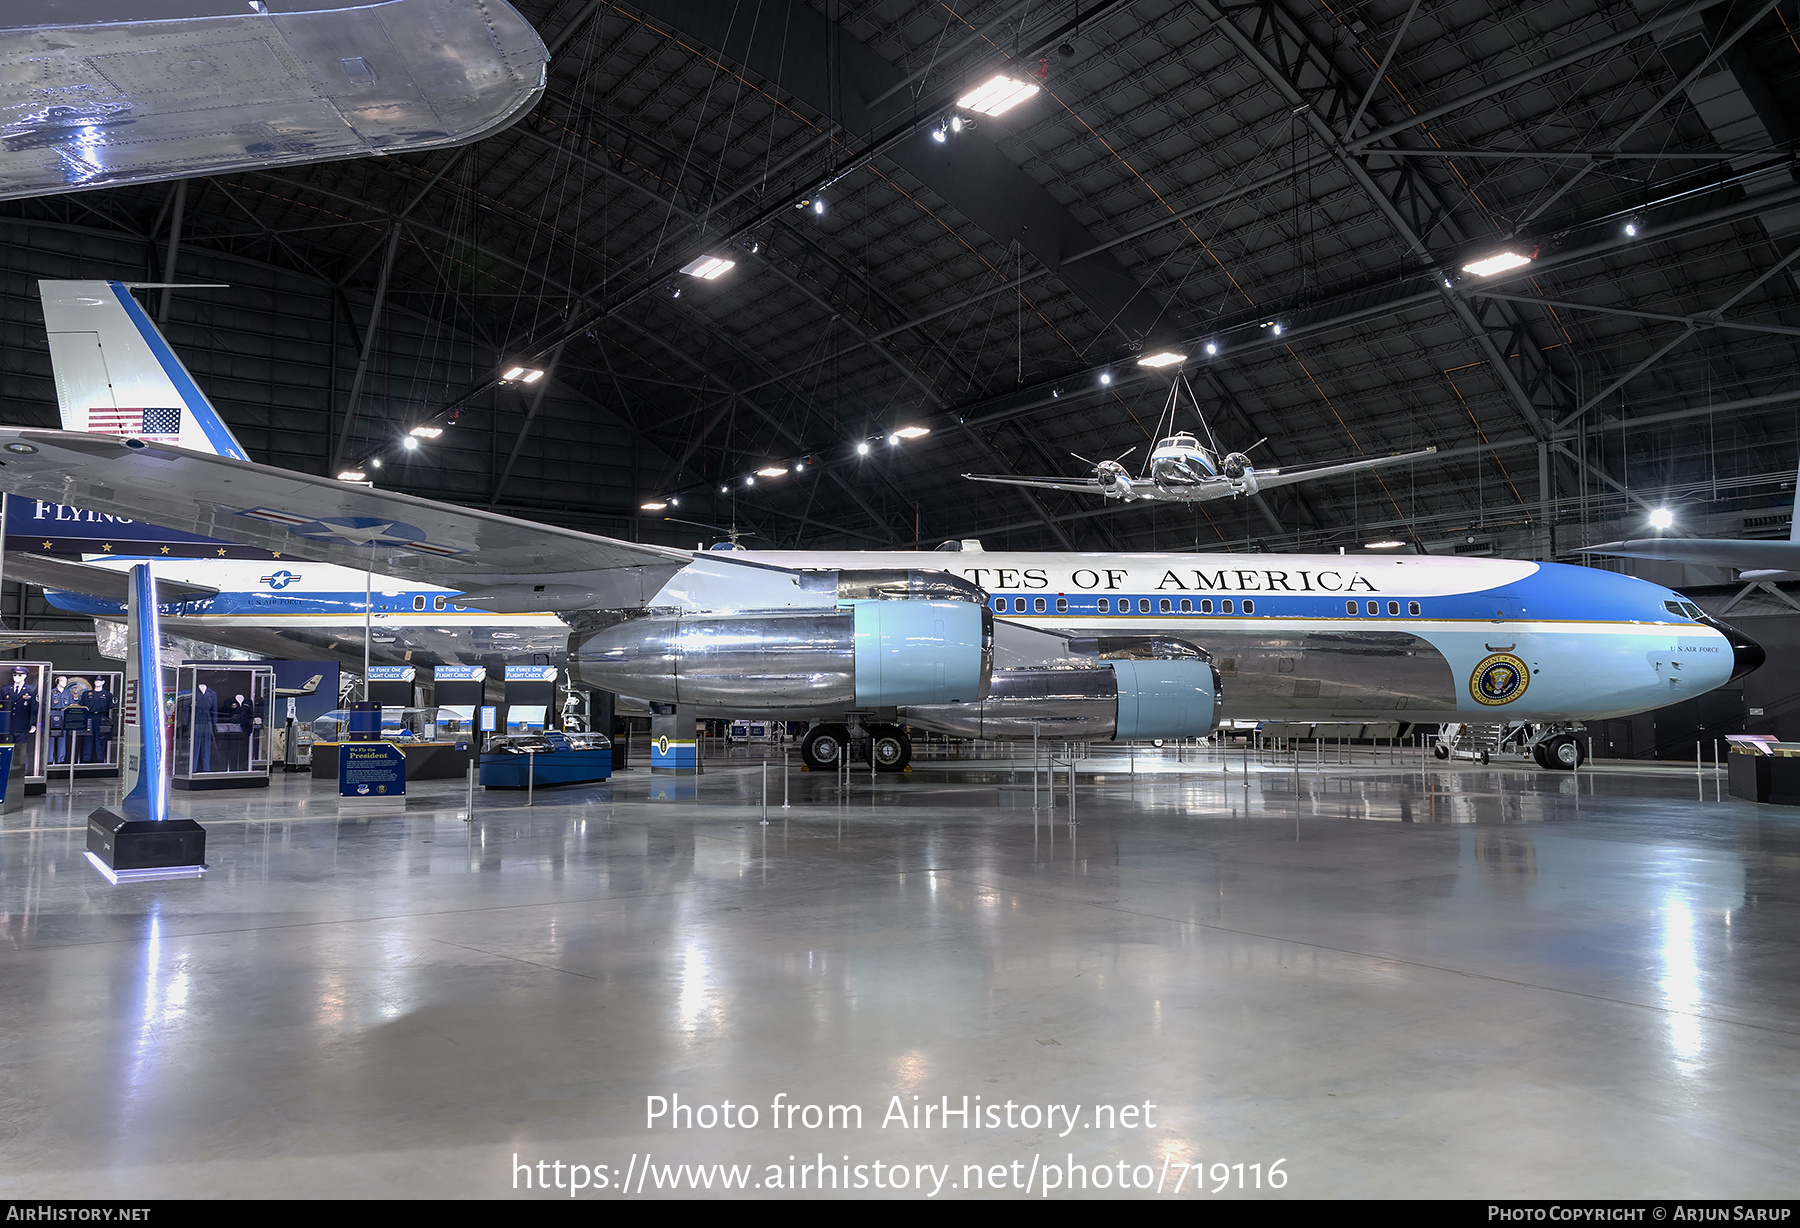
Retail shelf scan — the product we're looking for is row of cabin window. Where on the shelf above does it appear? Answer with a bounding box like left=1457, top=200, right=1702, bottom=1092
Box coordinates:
left=411, top=595, right=451, bottom=611
left=989, top=595, right=1424, bottom=617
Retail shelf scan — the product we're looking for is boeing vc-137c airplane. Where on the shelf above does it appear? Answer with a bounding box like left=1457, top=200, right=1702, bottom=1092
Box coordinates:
left=0, top=281, right=1761, bottom=771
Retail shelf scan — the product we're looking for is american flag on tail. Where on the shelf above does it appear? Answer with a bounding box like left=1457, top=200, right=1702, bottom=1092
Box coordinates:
left=87, top=407, right=181, bottom=439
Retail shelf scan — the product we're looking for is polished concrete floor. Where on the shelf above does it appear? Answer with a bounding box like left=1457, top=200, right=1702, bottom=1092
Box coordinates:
left=0, top=743, right=1796, bottom=1199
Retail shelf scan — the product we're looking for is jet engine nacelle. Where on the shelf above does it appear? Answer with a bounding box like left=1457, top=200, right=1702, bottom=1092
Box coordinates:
left=569, top=599, right=992, bottom=713
left=899, top=658, right=1219, bottom=741
left=1095, top=460, right=1132, bottom=499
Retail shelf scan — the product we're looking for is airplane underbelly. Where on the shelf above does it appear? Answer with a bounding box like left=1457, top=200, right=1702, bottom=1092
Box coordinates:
left=160, top=616, right=570, bottom=668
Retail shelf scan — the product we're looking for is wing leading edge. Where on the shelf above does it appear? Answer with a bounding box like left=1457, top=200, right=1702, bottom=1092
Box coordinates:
left=0, top=430, right=692, bottom=608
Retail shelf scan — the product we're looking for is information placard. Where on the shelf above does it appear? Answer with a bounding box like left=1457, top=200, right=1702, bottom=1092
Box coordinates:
left=339, top=741, right=406, bottom=799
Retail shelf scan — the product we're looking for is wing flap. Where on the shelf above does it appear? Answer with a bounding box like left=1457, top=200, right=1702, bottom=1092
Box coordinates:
left=963, top=473, right=1110, bottom=495
left=1251, top=446, right=1437, bottom=492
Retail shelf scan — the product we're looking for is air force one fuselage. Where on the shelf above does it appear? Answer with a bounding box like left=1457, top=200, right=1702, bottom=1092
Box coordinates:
left=575, top=547, right=1757, bottom=725
left=0, top=280, right=1760, bottom=765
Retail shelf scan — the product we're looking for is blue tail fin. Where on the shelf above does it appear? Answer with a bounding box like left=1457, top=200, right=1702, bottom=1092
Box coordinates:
left=39, top=280, right=248, bottom=460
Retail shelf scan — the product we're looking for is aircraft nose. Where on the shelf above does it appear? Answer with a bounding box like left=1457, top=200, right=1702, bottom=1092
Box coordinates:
left=1702, top=613, right=1765, bottom=681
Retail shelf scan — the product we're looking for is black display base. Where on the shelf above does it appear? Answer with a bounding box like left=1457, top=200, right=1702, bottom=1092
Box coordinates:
left=86, top=809, right=206, bottom=872
left=24, top=780, right=43, bottom=796
left=173, top=774, right=270, bottom=791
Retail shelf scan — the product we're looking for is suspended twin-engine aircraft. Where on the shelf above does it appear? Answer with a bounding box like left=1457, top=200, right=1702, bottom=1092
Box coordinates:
left=0, top=0, right=547, bottom=200
left=0, top=284, right=1762, bottom=773
left=964, top=376, right=1437, bottom=504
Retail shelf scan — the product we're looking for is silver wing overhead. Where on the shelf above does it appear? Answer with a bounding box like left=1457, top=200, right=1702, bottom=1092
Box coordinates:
left=1248, top=446, right=1439, bottom=492
left=0, top=0, right=547, bottom=201
left=963, top=473, right=1114, bottom=495
left=0, top=430, right=692, bottom=607
left=1582, top=538, right=1800, bottom=570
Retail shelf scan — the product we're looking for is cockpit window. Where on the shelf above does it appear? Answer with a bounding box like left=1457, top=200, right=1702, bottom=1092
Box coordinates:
left=1682, top=602, right=1704, bottom=619
left=1663, top=601, right=1685, bottom=619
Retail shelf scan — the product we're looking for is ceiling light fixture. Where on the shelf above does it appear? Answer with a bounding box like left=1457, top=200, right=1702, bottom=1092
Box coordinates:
left=1137, top=350, right=1185, bottom=368
left=893, top=426, right=931, bottom=439
left=1624, top=220, right=1639, bottom=237
left=1099, top=371, right=1112, bottom=385
left=1204, top=342, right=1218, bottom=356
left=1462, top=249, right=1534, bottom=277
left=931, top=125, right=947, bottom=143
left=409, top=425, right=442, bottom=438
left=501, top=366, right=544, bottom=383
left=337, top=469, right=367, bottom=482
left=681, top=255, right=736, bottom=280
left=640, top=501, right=668, bottom=511
left=756, top=466, right=788, bottom=477
left=1365, top=540, right=1406, bottom=549
left=813, top=198, right=825, bottom=216
left=856, top=442, right=870, bottom=455
left=1649, top=507, right=1674, bottom=530
left=402, top=436, right=419, bottom=450
left=957, top=75, right=1040, bottom=115
left=369, top=458, right=382, bottom=469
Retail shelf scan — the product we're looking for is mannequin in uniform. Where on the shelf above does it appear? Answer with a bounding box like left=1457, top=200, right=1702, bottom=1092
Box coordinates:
left=5, top=669, right=38, bottom=770
left=86, top=678, right=116, bottom=765
left=192, top=682, right=217, bottom=772
left=48, top=677, right=70, bottom=765
left=226, top=692, right=252, bottom=771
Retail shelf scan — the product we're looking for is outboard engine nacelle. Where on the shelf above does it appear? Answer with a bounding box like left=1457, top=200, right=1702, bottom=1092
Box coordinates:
left=570, top=600, right=992, bottom=713
left=1222, top=452, right=1250, bottom=480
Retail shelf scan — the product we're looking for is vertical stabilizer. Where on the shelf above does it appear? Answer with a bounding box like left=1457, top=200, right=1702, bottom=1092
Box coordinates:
left=38, top=280, right=248, bottom=460
left=1792, top=459, right=1800, bottom=542
left=117, top=563, right=166, bottom=822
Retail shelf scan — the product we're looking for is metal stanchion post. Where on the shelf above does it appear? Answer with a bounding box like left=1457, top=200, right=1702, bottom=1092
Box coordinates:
left=762, top=759, right=769, bottom=825
left=782, top=750, right=790, bottom=809
left=526, top=749, right=535, bottom=807
left=465, top=754, right=476, bottom=821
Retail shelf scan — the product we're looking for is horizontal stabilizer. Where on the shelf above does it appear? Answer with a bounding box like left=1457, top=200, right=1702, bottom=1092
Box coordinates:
left=4, top=554, right=217, bottom=603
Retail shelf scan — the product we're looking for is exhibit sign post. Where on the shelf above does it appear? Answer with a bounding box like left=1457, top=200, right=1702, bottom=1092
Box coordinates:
left=339, top=741, right=406, bottom=815
left=85, top=564, right=206, bottom=882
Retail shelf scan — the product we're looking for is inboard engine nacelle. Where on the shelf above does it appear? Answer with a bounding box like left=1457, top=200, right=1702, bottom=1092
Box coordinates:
left=899, top=658, right=1221, bottom=742
left=570, top=599, right=993, bottom=712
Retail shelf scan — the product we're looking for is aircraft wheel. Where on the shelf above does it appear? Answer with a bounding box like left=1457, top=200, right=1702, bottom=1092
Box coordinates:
left=1432, top=743, right=1450, bottom=760
left=868, top=724, right=912, bottom=772
left=1479, top=749, right=1490, bottom=765
left=1531, top=742, right=1553, bottom=770
left=802, top=724, right=850, bottom=771
left=1543, top=734, right=1583, bottom=771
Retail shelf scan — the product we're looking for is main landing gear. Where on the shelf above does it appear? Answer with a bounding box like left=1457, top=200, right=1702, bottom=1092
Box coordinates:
left=800, top=723, right=913, bottom=771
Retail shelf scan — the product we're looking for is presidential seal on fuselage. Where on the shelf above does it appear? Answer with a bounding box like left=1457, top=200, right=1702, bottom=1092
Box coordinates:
left=1470, top=652, right=1530, bottom=706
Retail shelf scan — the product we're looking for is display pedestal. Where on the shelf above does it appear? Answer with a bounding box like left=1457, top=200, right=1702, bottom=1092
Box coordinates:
left=1731, top=751, right=1774, bottom=803
left=0, top=747, right=20, bottom=815
left=339, top=741, right=406, bottom=816
left=84, top=809, right=206, bottom=882
left=173, top=771, right=269, bottom=791
left=651, top=707, right=701, bottom=775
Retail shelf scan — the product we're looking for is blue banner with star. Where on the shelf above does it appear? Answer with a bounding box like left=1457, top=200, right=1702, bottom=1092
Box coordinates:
left=4, top=498, right=277, bottom=558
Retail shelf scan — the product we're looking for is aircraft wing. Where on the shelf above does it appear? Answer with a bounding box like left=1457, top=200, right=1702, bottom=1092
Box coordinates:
left=0, top=430, right=692, bottom=608
left=963, top=473, right=1113, bottom=495
left=1251, top=446, right=1439, bottom=491
left=0, top=630, right=96, bottom=646
left=1582, top=538, right=1800, bottom=570
left=4, top=554, right=219, bottom=604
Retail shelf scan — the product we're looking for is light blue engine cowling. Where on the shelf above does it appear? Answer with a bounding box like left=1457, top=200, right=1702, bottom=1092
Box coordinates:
left=851, top=599, right=988, bottom=706
left=1108, top=659, right=1219, bottom=740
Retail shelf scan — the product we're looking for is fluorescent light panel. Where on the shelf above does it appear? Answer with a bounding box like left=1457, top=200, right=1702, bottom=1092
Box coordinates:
left=1461, top=251, right=1532, bottom=277
left=681, top=256, right=736, bottom=280
left=893, top=426, right=931, bottom=439
left=957, top=75, right=1039, bottom=115
left=410, top=425, right=443, bottom=438
left=755, top=466, right=788, bottom=477
left=1137, top=350, right=1185, bottom=368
